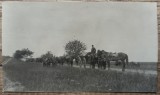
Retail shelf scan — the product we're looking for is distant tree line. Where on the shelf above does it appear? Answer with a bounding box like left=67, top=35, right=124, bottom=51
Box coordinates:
left=13, top=40, right=86, bottom=64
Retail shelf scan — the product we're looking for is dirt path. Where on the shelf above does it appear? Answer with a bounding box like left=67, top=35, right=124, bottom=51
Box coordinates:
left=2, top=58, right=12, bottom=65
left=3, top=76, right=25, bottom=92
left=71, top=64, right=157, bottom=75
left=3, top=58, right=25, bottom=92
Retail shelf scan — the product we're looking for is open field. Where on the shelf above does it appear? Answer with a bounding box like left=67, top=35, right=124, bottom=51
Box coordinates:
left=3, top=58, right=157, bottom=92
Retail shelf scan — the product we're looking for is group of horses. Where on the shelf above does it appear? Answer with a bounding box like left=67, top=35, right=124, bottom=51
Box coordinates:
left=42, top=50, right=128, bottom=71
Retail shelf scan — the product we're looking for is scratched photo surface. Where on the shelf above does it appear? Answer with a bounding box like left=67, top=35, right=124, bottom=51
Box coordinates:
left=2, top=2, right=158, bottom=92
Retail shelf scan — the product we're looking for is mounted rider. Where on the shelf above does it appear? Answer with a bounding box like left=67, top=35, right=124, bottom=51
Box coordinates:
left=90, top=45, right=97, bottom=69
left=91, top=45, right=96, bottom=57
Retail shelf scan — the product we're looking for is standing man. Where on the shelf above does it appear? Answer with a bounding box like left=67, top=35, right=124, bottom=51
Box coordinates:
left=82, top=56, right=86, bottom=68
left=73, top=58, right=76, bottom=66
left=77, top=56, right=82, bottom=68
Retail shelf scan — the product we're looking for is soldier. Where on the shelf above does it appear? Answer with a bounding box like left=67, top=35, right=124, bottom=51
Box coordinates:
left=73, top=58, right=76, bottom=65
left=82, top=56, right=86, bottom=68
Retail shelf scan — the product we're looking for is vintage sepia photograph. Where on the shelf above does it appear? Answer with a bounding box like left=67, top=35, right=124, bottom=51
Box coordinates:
left=2, top=2, right=158, bottom=92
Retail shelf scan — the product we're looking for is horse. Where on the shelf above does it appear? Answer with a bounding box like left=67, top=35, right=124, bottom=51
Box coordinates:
left=42, top=57, right=56, bottom=67
left=64, top=56, right=73, bottom=67
left=42, top=58, right=50, bottom=67
left=35, top=58, right=43, bottom=63
left=81, top=56, right=87, bottom=68
left=75, top=56, right=87, bottom=68
left=85, top=52, right=92, bottom=68
left=98, top=50, right=128, bottom=71
left=108, top=52, right=128, bottom=65
left=97, top=50, right=109, bottom=69
left=85, top=52, right=98, bottom=69
left=58, top=56, right=67, bottom=66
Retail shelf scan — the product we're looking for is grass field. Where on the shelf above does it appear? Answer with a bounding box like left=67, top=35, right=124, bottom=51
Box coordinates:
left=110, top=62, right=157, bottom=71
left=3, top=58, right=157, bottom=92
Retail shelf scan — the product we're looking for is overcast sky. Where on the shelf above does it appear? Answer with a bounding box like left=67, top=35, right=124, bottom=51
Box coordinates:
left=2, top=2, right=158, bottom=62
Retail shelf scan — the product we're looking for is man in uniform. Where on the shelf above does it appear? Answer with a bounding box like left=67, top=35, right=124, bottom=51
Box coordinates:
left=90, top=45, right=96, bottom=69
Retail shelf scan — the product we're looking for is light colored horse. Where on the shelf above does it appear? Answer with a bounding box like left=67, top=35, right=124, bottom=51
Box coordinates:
left=73, top=58, right=76, bottom=65
left=77, top=56, right=82, bottom=68
left=82, top=57, right=86, bottom=68
left=77, top=56, right=86, bottom=68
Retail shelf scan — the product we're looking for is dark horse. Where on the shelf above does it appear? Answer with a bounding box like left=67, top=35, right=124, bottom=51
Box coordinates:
left=97, top=50, right=108, bottom=69
left=42, top=57, right=56, bottom=67
left=85, top=52, right=98, bottom=69
left=97, top=50, right=128, bottom=71
left=65, top=56, right=74, bottom=67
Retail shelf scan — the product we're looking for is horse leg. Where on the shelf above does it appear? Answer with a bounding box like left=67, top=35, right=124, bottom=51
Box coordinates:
left=102, top=61, right=105, bottom=69
left=104, top=61, right=106, bottom=69
left=99, top=61, right=102, bottom=69
left=44, top=62, right=46, bottom=67
left=115, top=60, right=118, bottom=66
left=107, top=61, right=110, bottom=70
left=100, top=62, right=102, bottom=69
left=101, top=61, right=103, bottom=69
left=90, top=62, right=92, bottom=68
left=84, top=62, right=86, bottom=68
left=78, top=61, right=81, bottom=68
left=71, top=62, right=73, bottom=67
left=98, top=61, right=101, bottom=69
left=98, top=63, right=100, bottom=69
left=94, top=60, right=96, bottom=69
left=92, top=61, right=95, bottom=69
left=43, top=62, right=45, bottom=67
left=93, top=64, right=95, bottom=69
left=122, top=60, right=125, bottom=71
left=92, top=63, right=94, bottom=69
left=80, top=62, right=82, bottom=68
